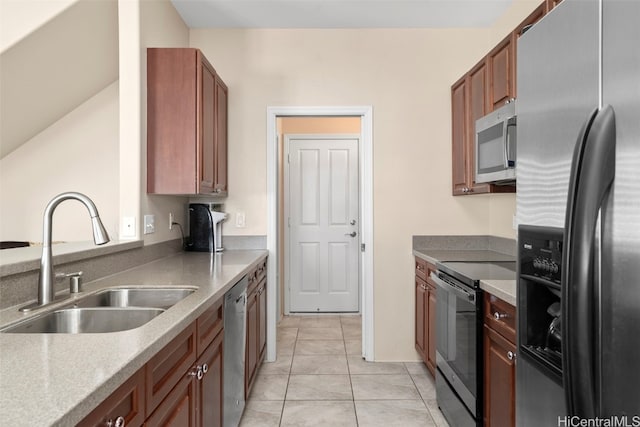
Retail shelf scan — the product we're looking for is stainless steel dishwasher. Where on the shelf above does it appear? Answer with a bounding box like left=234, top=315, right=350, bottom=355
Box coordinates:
left=223, top=275, right=248, bottom=427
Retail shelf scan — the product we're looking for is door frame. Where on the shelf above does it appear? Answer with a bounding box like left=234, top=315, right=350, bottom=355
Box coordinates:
left=266, top=106, right=374, bottom=361
left=284, top=133, right=361, bottom=315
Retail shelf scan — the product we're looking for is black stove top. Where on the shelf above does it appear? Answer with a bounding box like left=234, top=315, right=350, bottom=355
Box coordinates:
left=437, top=261, right=517, bottom=288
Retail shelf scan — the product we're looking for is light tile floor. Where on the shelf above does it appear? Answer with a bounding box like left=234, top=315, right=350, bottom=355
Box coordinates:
left=239, top=315, right=450, bottom=427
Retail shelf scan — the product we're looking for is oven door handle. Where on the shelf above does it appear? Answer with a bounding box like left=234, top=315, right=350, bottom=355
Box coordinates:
left=430, top=272, right=475, bottom=304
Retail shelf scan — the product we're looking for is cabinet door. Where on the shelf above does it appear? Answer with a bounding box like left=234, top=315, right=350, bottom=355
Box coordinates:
left=214, top=76, right=228, bottom=194
left=145, top=373, right=197, bottom=427
left=451, top=75, right=469, bottom=195
left=199, top=56, right=216, bottom=194
left=415, top=277, right=427, bottom=360
left=467, top=60, right=491, bottom=194
left=258, top=279, right=267, bottom=362
left=488, top=35, right=514, bottom=111
left=147, top=48, right=198, bottom=194
left=198, top=330, right=224, bottom=427
left=245, top=290, right=259, bottom=398
left=78, top=368, right=145, bottom=427
left=426, top=285, right=437, bottom=377
left=484, top=325, right=516, bottom=427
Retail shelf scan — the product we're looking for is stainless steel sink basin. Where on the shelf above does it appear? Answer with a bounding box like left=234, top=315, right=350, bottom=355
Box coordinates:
left=1, top=307, right=164, bottom=334
left=74, top=287, right=196, bottom=310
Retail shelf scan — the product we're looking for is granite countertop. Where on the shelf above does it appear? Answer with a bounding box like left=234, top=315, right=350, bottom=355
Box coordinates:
left=413, top=248, right=517, bottom=306
left=479, top=280, right=517, bottom=306
left=0, top=250, right=267, bottom=426
left=413, top=249, right=516, bottom=265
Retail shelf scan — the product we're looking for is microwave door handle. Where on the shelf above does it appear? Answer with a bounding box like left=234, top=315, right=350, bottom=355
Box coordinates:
left=503, top=116, right=517, bottom=169
left=503, top=120, right=510, bottom=169
left=506, top=116, right=516, bottom=167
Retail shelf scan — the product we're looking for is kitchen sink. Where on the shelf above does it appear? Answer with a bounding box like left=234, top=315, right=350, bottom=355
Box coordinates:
left=1, top=307, right=165, bottom=334
left=73, top=287, right=196, bottom=310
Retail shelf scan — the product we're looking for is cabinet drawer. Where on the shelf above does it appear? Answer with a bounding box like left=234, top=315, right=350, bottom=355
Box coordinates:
left=197, top=297, right=224, bottom=356
left=415, top=258, right=428, bottom=281
left=256, top=258, right=267, bottom=283
left=484, top=293, right=516, bottom=343
left=78, top=368, right=145, bottom=427
left=146, top=322, right=197, bottom=415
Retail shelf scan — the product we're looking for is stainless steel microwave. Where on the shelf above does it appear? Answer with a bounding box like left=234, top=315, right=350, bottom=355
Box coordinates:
left=475, top=101, right=517, bottom=184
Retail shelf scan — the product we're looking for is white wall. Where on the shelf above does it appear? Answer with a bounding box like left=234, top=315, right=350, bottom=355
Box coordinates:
left=189, top=0, right=543, bottom=360
left=0, top=82, right=119, bottom=242
left=138, top=0, right=191, bottom=244
left=190, top=28, right=492, bottom=360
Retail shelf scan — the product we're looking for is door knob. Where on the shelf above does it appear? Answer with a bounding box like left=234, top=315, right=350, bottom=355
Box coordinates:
left=345, top=231, right=357, bottom=237
left=350, top=220, right=356, bottom=225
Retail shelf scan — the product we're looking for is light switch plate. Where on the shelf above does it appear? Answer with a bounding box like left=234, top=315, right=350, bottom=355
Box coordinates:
left=236, top=212, right=246, bottom=228
left=144, top=214, right=155, bottom=234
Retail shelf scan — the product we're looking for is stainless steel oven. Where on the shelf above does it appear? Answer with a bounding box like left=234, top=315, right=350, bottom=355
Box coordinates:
left=432, top=260, right=517, bottom=427
left=431, top=268, right=482, bottom=427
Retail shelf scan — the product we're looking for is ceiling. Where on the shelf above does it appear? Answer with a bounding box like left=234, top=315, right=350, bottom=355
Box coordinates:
left=170, top=0, right=514, bottom=29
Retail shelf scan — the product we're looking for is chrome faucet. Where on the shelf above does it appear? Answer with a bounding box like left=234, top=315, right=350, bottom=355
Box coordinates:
left=34, top=192, right=110, bottom=308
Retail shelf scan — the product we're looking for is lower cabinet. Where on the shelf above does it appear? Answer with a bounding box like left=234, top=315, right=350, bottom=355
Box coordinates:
left=414, top=257, right=437, bottom=377
left=483, top=293, right=517, bottom=427
left=245, top=258, right=268, bottom=398
left=78, top=368, right=146, bottom=427
left=79, top=297, right=224, bottom=427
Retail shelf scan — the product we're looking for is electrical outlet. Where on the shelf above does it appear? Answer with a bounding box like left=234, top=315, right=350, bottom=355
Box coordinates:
left=122, top=216, right=136, bottom=237
left=236, top=212, right=246, bottom=228
left=169, top=212, right=174, bottom=230
left=144, top=215, right=155, bottom=234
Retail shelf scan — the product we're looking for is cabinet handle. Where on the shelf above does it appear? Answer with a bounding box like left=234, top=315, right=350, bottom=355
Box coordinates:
left=106, top=416, right=125, bottom=427
left=202, top=363, right=209, bottom=374
left=507, top=351, right=516, bottom=361
left=416, top=264, right=423, bottom=271
left=188, top=366, right=204, bottom=380
left=494, top=312, right=509, bottom=321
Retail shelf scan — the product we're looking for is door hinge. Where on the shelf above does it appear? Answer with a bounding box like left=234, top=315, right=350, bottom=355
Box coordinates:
left=287, top=154, right=290, bottom=163
left=288, top=217, right=291, bottom=227
left=361, top=243, right=365, bottom=252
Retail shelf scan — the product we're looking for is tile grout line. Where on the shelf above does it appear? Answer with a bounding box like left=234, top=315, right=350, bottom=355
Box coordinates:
left=278, top=325, right=297, bottom=427
left=342, top=317, right=360, bottom=427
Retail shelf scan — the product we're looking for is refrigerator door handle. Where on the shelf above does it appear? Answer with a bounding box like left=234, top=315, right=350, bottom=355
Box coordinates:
left=562, top=105, right=616, bottom=417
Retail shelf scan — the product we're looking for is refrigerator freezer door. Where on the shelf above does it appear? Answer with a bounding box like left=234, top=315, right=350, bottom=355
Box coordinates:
left=600, top=0, right=640, bottom=416
left=515, top=0, right=599, bottom=229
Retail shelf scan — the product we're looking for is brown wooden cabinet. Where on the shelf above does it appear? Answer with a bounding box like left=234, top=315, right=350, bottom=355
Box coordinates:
left=80, top=296, right=225, bottom=427
left=147, top=48, right=228, bottom=196
left=483, top=293, right=517, bottom=427
left=451, top=0, right=548, bottom=196
left=78, top=368, right=146, bottom=427
left=488, top=35, right=515, bottom=111
left=245, top=258, right=268, bottom=398
left=196, top=329, right=224, bottom=427
left=414, top=257, right=437, bottom=377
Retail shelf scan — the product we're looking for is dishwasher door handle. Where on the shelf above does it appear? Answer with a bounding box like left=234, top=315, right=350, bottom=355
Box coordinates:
left=236, top=293, right=246, bottom=305
left=430, top=271, right=476, bottom=304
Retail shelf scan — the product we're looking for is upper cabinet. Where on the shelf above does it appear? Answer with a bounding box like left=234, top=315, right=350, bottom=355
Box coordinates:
left=451, top=0, right=548, bottom=196
left=147, top=48, right=228, bottom=196
left=488, top=35, right=514, bottom=111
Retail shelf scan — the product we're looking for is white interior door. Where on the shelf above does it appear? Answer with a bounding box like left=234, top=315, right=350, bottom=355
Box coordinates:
left=287, top=136, right=359, bottom=312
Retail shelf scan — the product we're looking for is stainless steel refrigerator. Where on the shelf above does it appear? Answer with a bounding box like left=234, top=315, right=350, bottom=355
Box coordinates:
left=515, top=0, right=640, bottom=424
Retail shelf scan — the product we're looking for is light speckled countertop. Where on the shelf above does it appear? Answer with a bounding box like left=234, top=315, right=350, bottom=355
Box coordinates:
left=413, top=249, right=516, bottom=306
left=0, top=250, right=267, bottom=426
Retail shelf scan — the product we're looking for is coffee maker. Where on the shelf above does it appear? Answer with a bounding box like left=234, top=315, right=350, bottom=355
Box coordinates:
left=186, top=203, right=228, bottom=252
